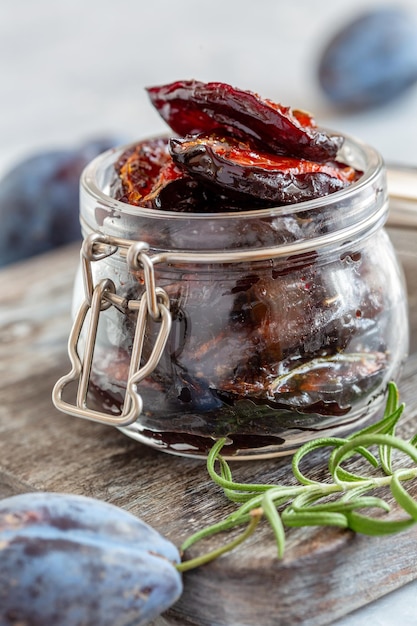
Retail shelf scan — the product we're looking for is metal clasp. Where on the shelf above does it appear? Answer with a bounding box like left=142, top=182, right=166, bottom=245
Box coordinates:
left=52, top=235, right=172, bottom=426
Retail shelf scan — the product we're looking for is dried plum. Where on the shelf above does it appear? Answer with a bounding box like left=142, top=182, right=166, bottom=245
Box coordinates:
left=170, top=134, right=360, bottom=204
left=110, top=80, right=363, bottom=211
left=147, top=79, right=343, bottom=161
left=113, top=136, right=276, bottom=212
left=267, top=352, right=387, bottom=412
left=109, top=80, right=365, bottom=211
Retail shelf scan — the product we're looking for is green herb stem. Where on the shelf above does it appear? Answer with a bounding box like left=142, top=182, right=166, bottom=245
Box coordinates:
left=177, top=508, right=263, bottom=572
left=179, top=383, right=417, bottom=569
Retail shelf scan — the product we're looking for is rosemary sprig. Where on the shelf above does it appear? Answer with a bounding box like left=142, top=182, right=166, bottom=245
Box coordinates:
left=179, top=382, right=417, bottom=570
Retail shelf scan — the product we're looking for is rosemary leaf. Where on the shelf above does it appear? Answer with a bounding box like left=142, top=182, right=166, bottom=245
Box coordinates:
left=261, top=489, right=286, bottom=558
left=390, top=471, right=417, bottom=520
left=346, top=511, right=415, bottom=536
left=179, top=382, right=417, bottom=570
left=282, top=507, right=348, bottom=529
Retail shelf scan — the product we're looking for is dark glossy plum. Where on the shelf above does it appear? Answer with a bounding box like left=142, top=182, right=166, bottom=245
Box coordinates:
left=147, top=80, right=343, bottom=161
left=112, top=81, right=364, bottom=213
left=318, top=8, right=417, bottom=109
left=0, top=137, right=122, bottom=267
left=112, top=136, right=276, bottom=212
left=0, top=492, right=182, bottom=626
left=170, top=134, right=360, bottom=204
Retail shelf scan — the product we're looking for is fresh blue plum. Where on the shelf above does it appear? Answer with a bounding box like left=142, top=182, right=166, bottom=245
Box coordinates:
left=0, top=492, right=183, bottom=626
left=0, top=138, right=122, bottom=268
left=318, top=7, right=417, bottom=109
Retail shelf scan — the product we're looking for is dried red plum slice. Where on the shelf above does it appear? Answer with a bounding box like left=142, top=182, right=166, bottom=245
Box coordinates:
left=154, top=170, right=270, bottom=212
left=147, top=79, right=343, bottom=161
left=267, top=352, right=387, bottom=409
left=170, top=134, right=360, bottom=204
left=113, top=138, right=273, bottom=212
left=111, top=137, right=173, bottom=206
left=112, top=137, right=207, bottom=211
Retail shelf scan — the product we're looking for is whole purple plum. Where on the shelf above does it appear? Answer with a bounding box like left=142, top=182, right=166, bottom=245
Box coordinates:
left=318, top=7, right=417, bottom=109
left=0, top=138, right=122, bottom=268
left=0, top=492, right=182, bottom=626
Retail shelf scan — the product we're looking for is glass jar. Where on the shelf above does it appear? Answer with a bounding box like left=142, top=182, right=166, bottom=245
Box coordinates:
left=53, top=133, right=409, bottom=459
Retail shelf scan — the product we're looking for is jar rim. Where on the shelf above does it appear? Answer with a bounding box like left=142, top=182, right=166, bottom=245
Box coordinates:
left=80, top=131, right=384, bottom=221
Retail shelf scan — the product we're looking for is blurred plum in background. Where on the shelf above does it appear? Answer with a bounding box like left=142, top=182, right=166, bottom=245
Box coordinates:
left=0, top=137, right=122, bottom=268
left=317, top=6, right=417, bottom=110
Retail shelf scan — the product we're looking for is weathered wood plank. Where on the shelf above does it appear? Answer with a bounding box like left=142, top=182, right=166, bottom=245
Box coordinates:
left=0, top=228, right=416, bottom=626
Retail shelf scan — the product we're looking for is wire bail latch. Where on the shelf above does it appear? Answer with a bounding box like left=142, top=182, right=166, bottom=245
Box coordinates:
left=52, top=234, right=172, bottom=426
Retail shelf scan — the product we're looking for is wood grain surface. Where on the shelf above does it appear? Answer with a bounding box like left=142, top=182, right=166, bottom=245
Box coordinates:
left=0, top=227, right=416, bottom=626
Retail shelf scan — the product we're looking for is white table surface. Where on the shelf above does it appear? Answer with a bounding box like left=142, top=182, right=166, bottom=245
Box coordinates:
left=1, top=1, right=417, bottom=624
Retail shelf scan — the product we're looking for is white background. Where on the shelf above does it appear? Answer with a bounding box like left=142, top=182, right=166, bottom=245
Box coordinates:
left=1, top=1, right=417, bottom=624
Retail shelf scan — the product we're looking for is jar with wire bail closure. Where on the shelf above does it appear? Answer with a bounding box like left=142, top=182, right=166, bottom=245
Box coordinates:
left=53, top=133, right=409, bottom=459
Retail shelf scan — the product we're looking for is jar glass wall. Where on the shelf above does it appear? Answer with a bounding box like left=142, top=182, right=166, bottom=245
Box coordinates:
left=67, top=134, right=408, bottom=459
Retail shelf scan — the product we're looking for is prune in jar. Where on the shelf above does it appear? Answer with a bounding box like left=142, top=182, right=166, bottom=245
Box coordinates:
left=112, top=136, right=277, bottom=212
left=110, top=80, right=361, bottom=212
left=170, top=133, right=361, bottom=204
left=147, top=79, right=343, bottom=161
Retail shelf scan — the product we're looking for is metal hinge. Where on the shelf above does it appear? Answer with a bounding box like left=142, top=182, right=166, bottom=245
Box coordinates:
left=52, top=233, right=171, bottom=426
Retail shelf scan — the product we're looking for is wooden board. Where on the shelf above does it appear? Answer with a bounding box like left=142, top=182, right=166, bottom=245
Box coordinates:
left=0, top=227, right=417, bottom=626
